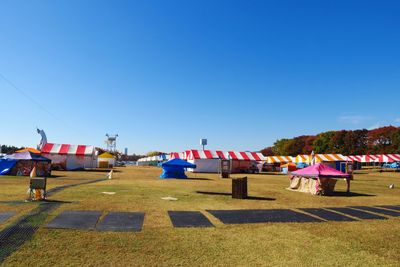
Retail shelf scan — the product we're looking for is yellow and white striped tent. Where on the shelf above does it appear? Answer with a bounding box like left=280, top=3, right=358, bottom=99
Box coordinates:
left=294, top=155, right=310, bottom=163
left=266, top=156, right=294, bottom=164
left=314, top=154, right=347, bottom=163
left=295, top=154, right=347, bottom=164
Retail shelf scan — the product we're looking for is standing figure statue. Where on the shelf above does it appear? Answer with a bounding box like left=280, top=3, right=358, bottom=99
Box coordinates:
left=36, top=128, right=47, bottom=150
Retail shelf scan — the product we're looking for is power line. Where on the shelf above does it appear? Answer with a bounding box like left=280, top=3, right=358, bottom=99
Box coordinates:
left=0, top=71, right=105, bottom=146
left=0, top=72, right=59, bottom=120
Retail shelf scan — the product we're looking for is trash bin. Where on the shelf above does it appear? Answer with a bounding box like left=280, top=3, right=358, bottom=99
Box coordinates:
left=232, top=177, right=247, bottom=199
left=220, top=159, right=231, bottom=178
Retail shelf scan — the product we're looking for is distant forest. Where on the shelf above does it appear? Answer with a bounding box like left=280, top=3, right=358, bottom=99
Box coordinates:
left=0, top=145, right=24, bottom=154
left=261, top=126, right=400, bottom=156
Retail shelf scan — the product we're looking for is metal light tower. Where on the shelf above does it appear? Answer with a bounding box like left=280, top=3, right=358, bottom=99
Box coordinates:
left=105, top=134, right=118, bottom=152
left=200, top=138, right=207, bottom=150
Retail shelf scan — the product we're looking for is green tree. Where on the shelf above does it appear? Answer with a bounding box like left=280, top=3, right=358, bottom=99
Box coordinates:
left=146, top=151, right=163, bottom=157
left=285, top=136, right=306, bottom=156
left=313, top=131, right=334, bottom=153
left=0, top=145, right=24, bottom=154
left=272, top=139, right=290, bottom=155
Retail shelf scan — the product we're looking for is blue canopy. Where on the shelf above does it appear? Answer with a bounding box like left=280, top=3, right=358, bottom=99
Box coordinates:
left=160, top=158, right=196, bottom=179
left=161, top=158, right=196, bottom=168
left=0, top=159, right=18, bottom=175
left=296, top=162, right=309, bottom=169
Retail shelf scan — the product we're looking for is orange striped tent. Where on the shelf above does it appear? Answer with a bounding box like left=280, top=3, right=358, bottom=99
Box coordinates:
left=16, top=148, right=41, bottom=154
left=266, top=156, right=294, bottom=164
left=314, top=154, right=347, bottom=163
left=294, top=155, right=310, bottom=163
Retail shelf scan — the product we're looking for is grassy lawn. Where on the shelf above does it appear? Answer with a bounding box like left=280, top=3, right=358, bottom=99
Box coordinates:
left=0, top=166, right=399, bottom=266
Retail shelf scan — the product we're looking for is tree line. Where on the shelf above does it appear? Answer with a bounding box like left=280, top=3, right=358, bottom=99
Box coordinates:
left=0, top=145, right=24, bottom=154
left=260, top=126, right=400, bottom=156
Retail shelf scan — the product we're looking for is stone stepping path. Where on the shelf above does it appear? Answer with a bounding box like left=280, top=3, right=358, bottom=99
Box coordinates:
left=299, top=208, right=356, bottom=222
left=46, top=211, right=102, bottom=230
left=0, top=212, right=16, bottom=224
left=46, top=211, right=145, bottom=232
left=207, top=209, right=322, bottom=224
left=168, top=211, right=214, bottom=228
left=349, top=206, right=400, bottom=217
left=97, top=212, right=144, bottom=232
left=43, top=204, right=400, bottom=232
left=326, top=207, right=386, bottom=220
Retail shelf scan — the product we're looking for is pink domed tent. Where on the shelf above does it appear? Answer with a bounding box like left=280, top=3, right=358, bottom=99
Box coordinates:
left=288, top=163, right=351, bottom=195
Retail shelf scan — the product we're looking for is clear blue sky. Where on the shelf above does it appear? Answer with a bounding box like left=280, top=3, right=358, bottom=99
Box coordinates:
left=1, top=0, right=399, bottom=154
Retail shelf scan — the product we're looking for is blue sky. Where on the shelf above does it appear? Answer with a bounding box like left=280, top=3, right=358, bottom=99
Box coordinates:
left=1, top=0, right=399, bottom=154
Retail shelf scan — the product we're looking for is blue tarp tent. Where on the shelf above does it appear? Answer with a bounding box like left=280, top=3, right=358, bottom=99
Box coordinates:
left=160, top=158, right=196, bottom=179
left=0, top=151, right=51, bottom=176
left=296, top=163, right=309, bottom=169
left=0, top=159, right=18, bottom=175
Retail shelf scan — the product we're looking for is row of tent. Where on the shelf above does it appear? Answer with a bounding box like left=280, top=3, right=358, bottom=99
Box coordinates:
left=137, top=150, right=400, bottom=173
left=138, top=150, right=400, bottom=164
left=138, top=150, right=265, bottom=163
left=0, top=143, right=117, bottom=176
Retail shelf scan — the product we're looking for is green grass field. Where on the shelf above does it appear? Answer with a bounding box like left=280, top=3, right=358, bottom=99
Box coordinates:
left=0, top=166, right=399, bottom=266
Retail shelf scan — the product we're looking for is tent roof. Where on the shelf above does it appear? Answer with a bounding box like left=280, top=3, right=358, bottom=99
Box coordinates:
left=16, top=148, right=41, bottom=154
left=6, top=151, right=51, bottom=162
left=378, top=154, right=400, bottom=163
left=184, top=149, right=265, bottom=161
left=41, top=143, right=95, bottom=156
left=267, top=156, right=294, bottom=164
left=161, top=158, right=196, bottom=168
left=291, top=163, right=349, bottom=178
left=98, top=152, right=115, bottom=159
left=294, top=155, right=310, bottom=163
left=315, top=154, right=347, bottom=162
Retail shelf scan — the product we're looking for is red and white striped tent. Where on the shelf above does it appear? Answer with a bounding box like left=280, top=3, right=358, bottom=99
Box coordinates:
left=183, top=149, right=265, bottom=173
left=266, top=156, right=294, bottom=164
left=41, top=143, right=97, bottom=170
left=225, top=151, right=265, bottom=161
left=186, top=150, right=227, bottom=160
left=378, top=154, right=400, bottom=163
left=363, top=155, right=379, bottom=163
left=347, top=155, right=379, bottom=163
left=347, top=155, right=363, bottom=162
left=41, top=143, right=95, bottom=155
left=179, top=150, right=265, bottom=161
left=169, top=152, right=184, bottom=159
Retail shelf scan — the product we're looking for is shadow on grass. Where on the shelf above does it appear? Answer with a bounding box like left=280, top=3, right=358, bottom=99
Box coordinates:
left=0, top=200, right=75, bottom=205
left=326, top=191, right=376, bottom=197
left=260, top=172, right=286, bottom=176
left=187, top=178, right=213, bottom=181
left=81, top=169, right=121, bottom=173
left=48, top=175, right=66, bottom=178
left=196, top=191, right=276, bottom=201
left=39, top=200, right=75, bottom=204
